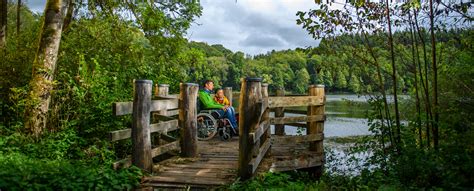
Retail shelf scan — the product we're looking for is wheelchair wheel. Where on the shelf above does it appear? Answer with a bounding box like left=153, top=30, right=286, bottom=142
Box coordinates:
left=219, top=125, right=232, bottom=141
left=196, top=113, right=218, bottom=140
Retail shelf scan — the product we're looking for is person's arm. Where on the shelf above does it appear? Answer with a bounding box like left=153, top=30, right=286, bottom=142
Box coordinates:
left=223, top=97, right=230, bottom=106
left=199, top=91, right=224, bottom=109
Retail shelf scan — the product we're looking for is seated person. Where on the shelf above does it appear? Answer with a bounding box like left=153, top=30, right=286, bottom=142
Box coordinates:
left=214, top=88, right=230, bottom=106
left=198, top=80, right=238, bottom=132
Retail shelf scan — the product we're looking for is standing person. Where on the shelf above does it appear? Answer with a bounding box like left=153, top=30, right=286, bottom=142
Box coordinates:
left=198, top=80, right=238, bottom=132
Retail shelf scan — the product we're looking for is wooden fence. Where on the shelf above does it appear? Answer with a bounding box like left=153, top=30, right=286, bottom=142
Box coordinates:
left=238, top=77, right=325, bottom=179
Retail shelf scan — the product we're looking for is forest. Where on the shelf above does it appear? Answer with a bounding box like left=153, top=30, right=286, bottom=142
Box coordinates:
left=0, top=0, right=473, bottom=190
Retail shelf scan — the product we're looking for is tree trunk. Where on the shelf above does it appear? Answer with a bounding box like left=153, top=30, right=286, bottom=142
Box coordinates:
left=429, top=0, right=439, bottom=150
left=409, top=10, right=423, bottom=147
left=362, top=31, right=394, bottom=148
left=0, top=0, right=7, bottom=48
left=17, top=0, right=21, bottom=36
left=62, top=0, right=74, bottom=32
left=385, top=0, right=401, bottom=148
left=24, top=0, right=69, bottom=138
left=414, top=10, right=433, bottom=147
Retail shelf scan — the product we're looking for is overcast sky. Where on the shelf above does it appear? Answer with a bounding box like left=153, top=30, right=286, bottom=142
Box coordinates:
left=25, top=0, right=319, bottom=55
left=187, top=0, right=320, bottom=55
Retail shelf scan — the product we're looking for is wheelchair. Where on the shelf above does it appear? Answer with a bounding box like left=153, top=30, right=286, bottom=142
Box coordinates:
left=196, top=105, right=238, bottom=141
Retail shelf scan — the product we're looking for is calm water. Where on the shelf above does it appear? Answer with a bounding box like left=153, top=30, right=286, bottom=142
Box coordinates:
left=232, top=94, right=384, bottom=173
left=233, top=94, right=374, bottom=137
left=231, top=94, right=411, bottom=137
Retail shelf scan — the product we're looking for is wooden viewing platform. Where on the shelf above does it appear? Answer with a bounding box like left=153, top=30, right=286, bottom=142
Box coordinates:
left=109, top=78, right=326, bottom=189
left=141, top=136, right=323, bottom=188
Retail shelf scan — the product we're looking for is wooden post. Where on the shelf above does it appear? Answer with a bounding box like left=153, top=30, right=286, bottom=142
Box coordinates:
left=275, top=88, right=285, bottom=135
left=157, top=84, right=169, bottom=97
left=154, top=84, right=169, bottom=146
left=238, top=77, right=262, bottom=179
left=132, top=80, right=152, bottom=173
left=157, top=84, right=169, bottom=116
left=307, top=84, right=325, bottom=177
left=179, top=83, right=198, bottom=157
left=224, top=87, right=232, bottom=106
left=261, top=83, right=271, bottom=154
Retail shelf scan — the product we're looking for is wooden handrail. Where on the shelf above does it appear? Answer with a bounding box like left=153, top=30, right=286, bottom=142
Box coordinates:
left=113, top=99, right=179, bottom=116
left=272, top=133, right=324, bottom=144
left=267, top=96, right=324, bottom=108
left=270, top=115, right=325, bottom=125
left=108, top=119, right=179, bottom=142
left=248, top=139, right=271, bottom=174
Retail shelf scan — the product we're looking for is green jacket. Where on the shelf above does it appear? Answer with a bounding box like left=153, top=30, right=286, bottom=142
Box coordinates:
left=198, top=89, right=224, bottom=109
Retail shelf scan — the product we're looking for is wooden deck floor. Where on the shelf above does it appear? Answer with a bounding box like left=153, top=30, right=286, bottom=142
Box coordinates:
left=141, top=136, right=323, bottom=189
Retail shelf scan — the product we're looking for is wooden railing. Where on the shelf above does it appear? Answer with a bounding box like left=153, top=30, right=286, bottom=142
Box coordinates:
left=109, top=78, right=325, bottom=179
left=108, top=81, right=197, bottom=172
left=238, top=77, right=326, bottom=179
left=109, top=81, right=240, bottom=171
left=238, top=78, right=271, bottom=179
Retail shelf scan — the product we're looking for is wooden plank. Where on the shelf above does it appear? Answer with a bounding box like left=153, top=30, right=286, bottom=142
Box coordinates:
left=108, top=128, right=130, bottom=142
left=248, top=139, right=271, bottom=174
left=113, top=100, right=178, bottom=116
left=143, top=176, right=231, bottom=186
left=165, top=163, right=236, bottom=169
left=270, top=115, right=325, bottom=125
left=109, top=120, right=178, bottom=141
left=249, top=120, right=269, bottom=144
left=151, top=140, right=180, bottom=157
left=156, top=171, right=235, bottom=178
left=167, top=109, right=179, bottom=116
left=267, top=96, right=324, bottom=108
left=284, top=109, right=307, bottom=115
left=150, top=99, right=179, bottom=112
left=112, top=102, right=133, bottom=116
left=272, top=134, right=324, bottom=144
left=159, top=134, right=177, bottom=143
left=271, top=155, right=323, bottom=172
left=150, top=119, right=179, bottom=134
left=285, top=122, right=306, bottom=127
left=112, top=156, right=131, bottom=170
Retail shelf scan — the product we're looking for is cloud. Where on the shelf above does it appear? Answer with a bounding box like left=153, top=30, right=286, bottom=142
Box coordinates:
left=25, top=0, right=320, bottom=55
left=187, top=0, right=320, bottom=55
left=240, top=34, right=285, bottom=47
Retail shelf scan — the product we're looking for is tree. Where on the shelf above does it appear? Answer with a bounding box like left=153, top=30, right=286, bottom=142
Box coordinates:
left=336, top=70, right=347, bottom=89
left=17, top=0, right=20, bottom=35
left=0, top=0, right=7, bottom=48
left=349, top=74, right=361, bottom=93
left=24, top=0, right=70, bottom=138
left=294, top=68, right=310, bottom=93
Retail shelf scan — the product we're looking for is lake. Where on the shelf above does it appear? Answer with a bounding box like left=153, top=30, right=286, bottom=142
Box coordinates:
left=235, top=94, right=375, bottom=137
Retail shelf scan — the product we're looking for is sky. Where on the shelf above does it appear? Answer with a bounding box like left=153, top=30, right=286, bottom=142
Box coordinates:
left=25, top=0, right=320, bottom=55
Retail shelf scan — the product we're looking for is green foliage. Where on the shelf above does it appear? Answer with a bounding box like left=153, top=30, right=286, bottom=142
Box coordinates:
left=0, top=153, right=141, bottom=190
left=227, top=172, right=329, bottom=190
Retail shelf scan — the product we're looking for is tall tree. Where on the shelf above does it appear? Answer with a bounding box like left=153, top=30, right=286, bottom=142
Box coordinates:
left=385, top=0, right=402, bottom=146
left=17, top=0, right=20, bottom=36
left=429, top=0, right=439, bottom=150
left=24, top=0, right=70, bottom=138
left=0, top=0, right=7, bottom=48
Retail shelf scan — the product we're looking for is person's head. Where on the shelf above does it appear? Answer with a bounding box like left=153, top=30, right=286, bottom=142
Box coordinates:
left=203, top=80, right=214, bottom=90
left=215, top=88, right=224, bottom=98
